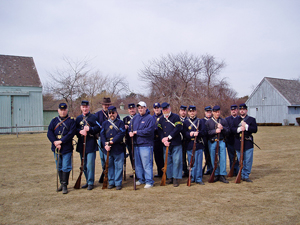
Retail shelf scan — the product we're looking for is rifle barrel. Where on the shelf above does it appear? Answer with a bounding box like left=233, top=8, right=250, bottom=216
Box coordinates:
left=102, top=150, right=110, bottom=189
left=208, top=133, right=220, bottom=183
left=74, top=136, right=86, bottom=189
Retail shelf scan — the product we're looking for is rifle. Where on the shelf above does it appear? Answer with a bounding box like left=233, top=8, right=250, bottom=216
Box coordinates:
left=208, top=133, right=220, bottom=183
left=131, top=123, right=136, bottom=190
left=235, top=131, right=244, bottom=183
left=74, top=135, right=86, bottom=189
left=227, top=150, right=237, bottom=177
left=187, top=120, right=200, bottom=186
left=56, top=148, right=60, bottom=192
left=102, top=149, right=110, bottom=189
left=123, top=150, right=127, bottom=181
left=160, top=146, right=169, bottom=186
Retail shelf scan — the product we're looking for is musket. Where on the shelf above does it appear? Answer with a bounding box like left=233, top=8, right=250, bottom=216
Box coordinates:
left=74, top=135, right=86, bottom=189
left=208, top=133, right=220, bottom=183
left=160, top=146, right=169, bottom=186
left=187, top=119, right=200, bottom=186
left=71, top=138, right=78, bottom=181
left=56, top=148, right=60, bottom=192
left=123, top=146, right=127, bottom=181
left=131, top=123, right=136, bottom=190
left=227, top=150, right=237, bottom=177
left=102, top=149, right=110, bottom=189
left=235, top=130, right=244, bottom=183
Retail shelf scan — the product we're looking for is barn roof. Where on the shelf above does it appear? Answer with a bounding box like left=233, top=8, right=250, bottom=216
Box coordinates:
left=0, top=54, right=42, bottom=87
left=265, top=77, right=300, bottom=105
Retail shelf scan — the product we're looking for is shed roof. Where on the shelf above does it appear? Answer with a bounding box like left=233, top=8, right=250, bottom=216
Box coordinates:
left=265, top=77, right=300, bottom=105
left=0, top=54, right=42, bottom=87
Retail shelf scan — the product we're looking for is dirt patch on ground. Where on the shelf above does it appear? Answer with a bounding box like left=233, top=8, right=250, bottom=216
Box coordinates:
left=0, top=126, right=299, bottom=224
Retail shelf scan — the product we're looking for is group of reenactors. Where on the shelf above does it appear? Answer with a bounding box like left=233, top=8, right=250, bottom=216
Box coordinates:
left=47, top=97, right=258, bottom=194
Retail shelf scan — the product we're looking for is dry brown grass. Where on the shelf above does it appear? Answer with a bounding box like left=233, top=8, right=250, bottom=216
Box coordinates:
left=0, top=126, right=299, bottom=224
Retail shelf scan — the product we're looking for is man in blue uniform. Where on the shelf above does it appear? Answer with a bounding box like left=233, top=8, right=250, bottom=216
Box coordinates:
left=206, top=105, right=230, bottom=183
left=201, top=106, right=213, bottom=175
left=231, top=103, right=258, bottom=182
left=76, top=100, right=101, bottom=190
left=100, top=106, right=126, bottom=190
left=183, top=105, right=206, bottom=185
left=225, top=104, right=239, bottom=176
left=129, top=101, right=155, bottom=188
left=157, top=102, right=183, bottom=187
left=123, top=103, right=137, bottom=176
left=152, top=102, right=164, bottom=177
left=179, top=105, right=189, bottom=178
left=95, top=97, right=120, bottom=183
left=47, top=103, right=76, bottom=194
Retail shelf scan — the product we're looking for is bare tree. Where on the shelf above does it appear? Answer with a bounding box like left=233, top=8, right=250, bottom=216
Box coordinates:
left=139, top=52, right=203, bottom=109
left=106, top=75, right=130, bottom=99
left=80, top=70, right=109, bottom=112
left=47, top=57, right=92, bottom=115
left=139, top=52, right=236, bottom=115
left=202, top=54, right=226, bottom=99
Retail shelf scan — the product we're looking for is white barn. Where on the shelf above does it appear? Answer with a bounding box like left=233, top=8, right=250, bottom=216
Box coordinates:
left=246, top=77, right=300, bottom=126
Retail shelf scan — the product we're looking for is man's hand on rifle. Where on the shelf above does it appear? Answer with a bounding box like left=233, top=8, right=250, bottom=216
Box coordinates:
left=84, top=125, right=90, bottom=132
left=105, top=143, right=111, bottom=151
left=129, top=131, right=137, bottom=137
left=190, top=131, right=198, bottom=137
left=79, top=129, right=87, bottom=136
left=217, top=123, right=223, bottom=130
left=54, top=140, right=62, bottom=147
left=216, top=128, right=221, bottom=133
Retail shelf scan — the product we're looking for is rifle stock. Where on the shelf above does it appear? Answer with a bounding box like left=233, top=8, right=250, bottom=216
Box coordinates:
left=235, top=131, right=244, bottom=183
left=102, top=150, right=110, bottom=189
left=208, top=133, right=220, bottom=183
left=74, top=136, right=86, bottom=189
left=227, top=150, right=237, bottom=177
left=160, top=146, right=169, bottom=186
left=187, top=120, right=200, bottom=186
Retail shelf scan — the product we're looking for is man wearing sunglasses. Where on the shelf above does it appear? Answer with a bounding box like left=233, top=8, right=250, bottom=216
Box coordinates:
left=100, top=106, right=126, bottom=190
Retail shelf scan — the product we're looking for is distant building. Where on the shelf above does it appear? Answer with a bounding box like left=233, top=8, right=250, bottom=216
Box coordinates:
left=246, top=77, right=300, bottom=125
left=0, top=54, right=43, bottom=133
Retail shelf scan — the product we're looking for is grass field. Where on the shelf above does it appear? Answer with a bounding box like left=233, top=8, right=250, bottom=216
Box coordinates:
left=0, top=126, right=299, bottom=225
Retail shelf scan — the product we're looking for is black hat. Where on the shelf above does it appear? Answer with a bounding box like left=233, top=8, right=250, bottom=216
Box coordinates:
left=188, top=105, right=196, bottom=111
left=204, top=106, right=212, bottom=111
left=101, top=97, right=112, bottom=105
left=161, top=102, right=170, bottom=109
left=180, top=105, right=187, bottom=110
left=81, top=100, right=89, bottom=106
left=108, top=105, right=117, bottom=113
left=128, top=103, right=135, bottom=109
left=212, top=105, right=220, bottom=111
left=153, top=102, right=161, bottom=108
left=230, top=104, right=238, bottom=110
left=58, top=103, right=67, bottom=109
left=239, top=103, right=248, bottom=109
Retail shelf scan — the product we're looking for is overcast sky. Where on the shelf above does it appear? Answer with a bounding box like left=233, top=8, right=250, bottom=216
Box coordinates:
left=1, top=0, right=300, bottom=98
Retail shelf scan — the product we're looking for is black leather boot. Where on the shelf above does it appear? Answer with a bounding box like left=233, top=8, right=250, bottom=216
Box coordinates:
left=62, top=172, right=70, bottom=194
